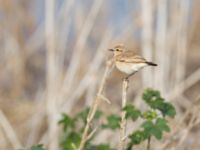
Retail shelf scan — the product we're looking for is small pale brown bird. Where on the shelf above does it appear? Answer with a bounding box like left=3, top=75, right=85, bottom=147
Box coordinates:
left=109, top=44, right=157, bottom=79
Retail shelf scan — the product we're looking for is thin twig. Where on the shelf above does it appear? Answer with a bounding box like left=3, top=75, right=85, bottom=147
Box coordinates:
left=45, top=0, right=59, bottom=149
left=118, top=79, right=128, bottom=150
left=97, top=94, right=111, bottom=104
left=77, top=60, right=113, bottom=150
left=86, top=127, right=98, bottom=141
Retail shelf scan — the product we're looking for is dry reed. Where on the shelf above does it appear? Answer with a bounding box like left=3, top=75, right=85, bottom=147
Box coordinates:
left=77, top=60, right=113, bottom=150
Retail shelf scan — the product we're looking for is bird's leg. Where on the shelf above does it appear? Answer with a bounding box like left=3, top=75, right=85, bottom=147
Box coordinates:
left=124, top=77, right=129, bottom=82
left=124, top=76, right=129, bottom=82
left=125, top=71, right=137, bottom=80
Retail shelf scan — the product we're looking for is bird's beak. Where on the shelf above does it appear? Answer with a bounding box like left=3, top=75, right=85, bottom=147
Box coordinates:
left=108, top=49, right=114, bottom=52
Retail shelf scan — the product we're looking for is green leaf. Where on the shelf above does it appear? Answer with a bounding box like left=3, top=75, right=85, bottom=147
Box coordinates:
left=94, top=110, right=103, bottom=120
left=142, top=120, right=154, bottom=130
left=102, top=114, right=121, bottom=130
left=60, top=132, right=81, bottom=150
left=150, top=99, right=164, bottom=109
left=75, top=108, right=102, bottom=123
left=30, top=144, right=45, bottom=150
left=141, top=121, right=154, bottom=139
left=75, top=107, right=90, bottom=123
left=142, top=120, right=162, bottom=140
left=142, top=110, right=157, bottom=120
left=142, top=88, right=176, bottom=118
left=152, top=101, right=176, bottom=118
left=149, top=127, right=162, bottom=140
left=128, top=130, right=146, bottom=145
left=142, top=119, right=171, bottom=140
left=155, top=118, right=170, bottom=132
left=142, top=89, right=161, bottom=104
left=58, top=113, right=74, bottom=131
left=163, top=103, right=176, bottom=117
left=123, top=104, right=141, bottom=121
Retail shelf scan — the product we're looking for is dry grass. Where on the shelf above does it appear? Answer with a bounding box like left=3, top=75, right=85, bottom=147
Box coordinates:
left=0, top=0, right=200, bottom=150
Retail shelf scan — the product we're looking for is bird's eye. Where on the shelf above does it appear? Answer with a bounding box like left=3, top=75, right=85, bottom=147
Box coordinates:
left=116, top=49, right=119, bottom=51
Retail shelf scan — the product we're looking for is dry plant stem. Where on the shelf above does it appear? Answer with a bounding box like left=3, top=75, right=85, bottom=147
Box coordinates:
left=160, top=97, right=200, bottom=150
left=61, top=0, right=103, bottom=98
left=45, top=0, right=59, bottom=149
left=155, top=0, right=167, bottom=94
left=141, top=0, right=153, bottom=87
left=0, top=110, right=22, bottom=149
left=175, top=0, right=189, bottom=85
left=168, top=67, right=200, bottom=100
left=118, top=79, right=128, bottom=150
left=77, top=60, right=113, bottom=150
left=26, top=0, right=74, bottom=56
left=26, top=98, right=46, bottom=146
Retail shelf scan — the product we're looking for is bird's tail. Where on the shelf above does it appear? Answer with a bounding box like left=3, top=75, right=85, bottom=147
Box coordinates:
left=146, top=61, right=157, bottom=66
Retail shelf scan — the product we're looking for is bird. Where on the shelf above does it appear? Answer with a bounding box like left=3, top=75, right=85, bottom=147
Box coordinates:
left=109, top=44, right=157, bottom=80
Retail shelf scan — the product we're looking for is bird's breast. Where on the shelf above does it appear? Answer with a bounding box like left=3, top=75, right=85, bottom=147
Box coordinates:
left=115, top=62, right=147, bottom=74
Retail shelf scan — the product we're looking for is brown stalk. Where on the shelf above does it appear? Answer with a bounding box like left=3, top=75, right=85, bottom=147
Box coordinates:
left=141, top=0, right=154, bottom=87
left=77, top=60, right=113, bottom=150
left=45, top=0, right=59, bottom=149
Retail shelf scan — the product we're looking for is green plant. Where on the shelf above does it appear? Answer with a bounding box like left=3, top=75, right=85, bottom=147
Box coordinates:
left=58, top=88, right=175, bottom=150
left=17, top=88, right=176, bottom=150
left=124, top=88, right=176, bottom=150
left=102, top=114, right=121, bottom=130
left=58, top=107, right=116, bottom=150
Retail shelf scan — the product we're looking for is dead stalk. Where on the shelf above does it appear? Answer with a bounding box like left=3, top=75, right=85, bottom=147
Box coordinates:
left=141, top=0, right=153, bottom=87
left=160, top=97, right=200, bottom=150
left=118, top=79, right=128, bottom=150
left=45, top=0, right=59, bottom=149
left=77, top=60, right=113, bottom=150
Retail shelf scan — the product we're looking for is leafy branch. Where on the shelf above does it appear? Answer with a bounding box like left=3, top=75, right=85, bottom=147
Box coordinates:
left=124, top=89, right=176, bottom=150
left=17, top=89, right=176, bottom=150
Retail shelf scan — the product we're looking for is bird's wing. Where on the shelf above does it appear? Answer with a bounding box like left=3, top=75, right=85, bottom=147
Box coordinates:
left=116, top=51, right=147, bottom=63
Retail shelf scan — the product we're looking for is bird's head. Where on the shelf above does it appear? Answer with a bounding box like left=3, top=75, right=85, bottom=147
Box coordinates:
left=108, top=44, right=125, bottom=56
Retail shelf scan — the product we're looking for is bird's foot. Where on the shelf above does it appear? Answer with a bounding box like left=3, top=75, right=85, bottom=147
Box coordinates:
left=124, top=77, right=129, bottom=82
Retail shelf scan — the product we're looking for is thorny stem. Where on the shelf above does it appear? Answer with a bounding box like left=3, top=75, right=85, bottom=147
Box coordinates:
left=118, top=78, right=129, bottom=150
left=77, top=60, right=113, bottom=150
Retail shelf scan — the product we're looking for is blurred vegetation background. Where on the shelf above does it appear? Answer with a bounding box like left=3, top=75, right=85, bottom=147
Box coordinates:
left=0, top=0, right=200, bottom=150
